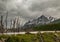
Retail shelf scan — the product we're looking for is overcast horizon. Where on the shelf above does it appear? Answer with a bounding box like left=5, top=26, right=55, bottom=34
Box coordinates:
left=0, top=0, right=60, bottom=27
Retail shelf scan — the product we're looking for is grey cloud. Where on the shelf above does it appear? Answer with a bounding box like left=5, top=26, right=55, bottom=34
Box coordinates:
left=0, top=0, right=7, bottom=15
left=30, top=0, right=60, bottom=11
left=0, top=0, right=60, bottom=27
left=7, top=0, right=60, bottom=24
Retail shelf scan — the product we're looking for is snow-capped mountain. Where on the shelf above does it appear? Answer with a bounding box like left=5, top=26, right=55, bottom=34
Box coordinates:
left=23, top=15, right=55, bottom=28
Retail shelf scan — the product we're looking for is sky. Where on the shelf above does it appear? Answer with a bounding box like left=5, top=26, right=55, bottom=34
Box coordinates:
left=0, top=0, right=60, bottom=27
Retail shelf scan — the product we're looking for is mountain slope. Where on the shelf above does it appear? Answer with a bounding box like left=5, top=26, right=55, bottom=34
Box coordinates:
left=52, top=19, right=60, bottom=23
left=23, top=15, right=51, bottom=28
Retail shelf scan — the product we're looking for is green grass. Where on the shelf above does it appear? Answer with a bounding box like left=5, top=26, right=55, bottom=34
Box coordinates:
left=42, top=33, right=55, bottom=42
left=0, top=33, right=60, bottom=42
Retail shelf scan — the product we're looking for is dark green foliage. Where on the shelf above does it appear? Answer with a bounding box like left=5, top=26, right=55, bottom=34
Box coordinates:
left=5, top=37, right=15, bottom=42
left=5, top=35, right=20, bottom=42
left=33, top=23, right=60, bottom=31
left=21, top=39, right=26, bottom=42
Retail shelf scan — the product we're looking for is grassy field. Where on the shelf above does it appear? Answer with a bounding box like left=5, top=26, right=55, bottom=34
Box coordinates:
left=0, top=32, right=60, bottom=42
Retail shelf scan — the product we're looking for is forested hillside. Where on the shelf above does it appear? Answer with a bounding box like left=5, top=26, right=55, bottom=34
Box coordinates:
left=33, top=23, right=60, bottom=31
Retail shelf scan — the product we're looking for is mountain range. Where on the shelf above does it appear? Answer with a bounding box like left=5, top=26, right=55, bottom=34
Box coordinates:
left=23, top=15, right=57, bottom=28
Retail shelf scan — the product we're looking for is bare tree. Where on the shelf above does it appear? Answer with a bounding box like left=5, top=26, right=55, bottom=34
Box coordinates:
left=13, top=19, right=16, bottom=32
left=16, top=17, right=20, bottom=32
left=5, top=11, right=8, bottom=33
left=10, top=19, right=12, bottom=32
left=0, top=15, right=4, bottom=34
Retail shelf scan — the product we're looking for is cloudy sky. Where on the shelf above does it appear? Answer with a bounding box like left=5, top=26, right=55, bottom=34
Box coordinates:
left=0, top=0, right=60, bottom=27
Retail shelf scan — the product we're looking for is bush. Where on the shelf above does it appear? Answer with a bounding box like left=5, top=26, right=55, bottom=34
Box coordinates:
left=5, top=37, right=15, bottom=42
